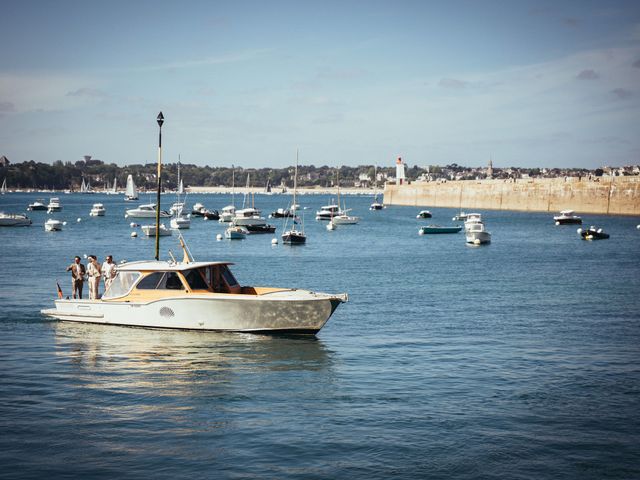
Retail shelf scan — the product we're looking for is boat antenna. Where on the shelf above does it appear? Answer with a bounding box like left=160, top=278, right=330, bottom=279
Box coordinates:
left=155, top=111, right=164, bottom=261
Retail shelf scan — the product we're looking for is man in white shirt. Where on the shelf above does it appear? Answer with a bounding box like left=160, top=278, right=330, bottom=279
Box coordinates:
left=102, top=255, right=117, bottom=293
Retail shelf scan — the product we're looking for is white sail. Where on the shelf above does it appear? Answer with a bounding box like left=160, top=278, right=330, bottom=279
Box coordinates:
left=178, top=179, right=184, bottom=195
left=1, top=178, right=6, bottom=194
left=80, top=178, right=87, bottom=193
left=112, top=178, right=117, bottom=193
left=125, top=174, right=138, bottom=200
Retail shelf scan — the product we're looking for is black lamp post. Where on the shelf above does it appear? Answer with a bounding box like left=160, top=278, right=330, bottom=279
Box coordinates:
left=155, top=112, right=164, bottom=261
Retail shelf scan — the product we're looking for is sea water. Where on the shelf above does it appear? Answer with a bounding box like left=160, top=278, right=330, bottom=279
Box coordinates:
left=0, top=192, right=639, bottom=479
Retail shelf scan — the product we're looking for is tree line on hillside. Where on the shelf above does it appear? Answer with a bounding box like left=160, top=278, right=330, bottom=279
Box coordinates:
left=0, top=160, right=397, bottom=190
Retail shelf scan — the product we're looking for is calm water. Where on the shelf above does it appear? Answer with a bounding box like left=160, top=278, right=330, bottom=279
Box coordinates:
left=1, top=192, right=639, bottom=479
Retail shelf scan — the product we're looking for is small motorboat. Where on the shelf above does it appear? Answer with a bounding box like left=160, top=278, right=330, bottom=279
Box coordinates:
left=192, top=202, right=218, bottom=217
left=271, top=207, right=295, bottom=218
left=141, top=224, right=172, bottom=236
left=0, top=212, right=32, bottom=227
left=27, top=199, right=47, bottom=211
left=126, top=204, right=171, bottom=218
left=225, top=225, right=248, bottom=239
left=370, top=201, right=384, bottom=210
left=316, top=204, right=342, bottom=220
left=44, top=219, right=63, bottom=232
left=465, top=222, right=491, bottom=244
left=419, top=225, right=462, bottom=235
left=416, top=210, right=432, bottom=219
left=218, top=205, right=236, bottom=223
left=170, top=215, right=191, bottom=229
left=89, top=203, right=106, bottom=216
left=578, top=226, right=609, bottom=240
left=554, top=210, right=582, bottom=225
left=452, top=212, right=468, bottom=221
left=47, top=197, right=62, bottom=213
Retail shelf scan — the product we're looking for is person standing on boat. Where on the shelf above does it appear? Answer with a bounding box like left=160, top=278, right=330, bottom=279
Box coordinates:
left=102, top=255, right=117, bottom=293
left=87, top=255, right=102, bottom=300
left=66, top=256, right=86, bottom=299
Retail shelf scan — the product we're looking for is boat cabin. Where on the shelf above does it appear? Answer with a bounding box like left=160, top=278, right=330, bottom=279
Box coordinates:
left=102, top=261, right=281, bottom=301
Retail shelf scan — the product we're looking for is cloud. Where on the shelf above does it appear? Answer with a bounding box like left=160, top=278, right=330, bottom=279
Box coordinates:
left=66, top=88, right=109, bottom=98
left=0, top=101, right=15, bottom=112
left=576, top=69, right=599, bottom=80
left=610, top=88, right=633, bottom=99
left=438, top=78, right=468, bottom=89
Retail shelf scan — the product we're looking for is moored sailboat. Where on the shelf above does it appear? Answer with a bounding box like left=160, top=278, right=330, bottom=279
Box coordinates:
left=282, top=150, right=306, bottom=245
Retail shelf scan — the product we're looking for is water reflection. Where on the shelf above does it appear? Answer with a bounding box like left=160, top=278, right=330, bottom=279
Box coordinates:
left=52, top=322, right=335, bottom=393
left=52, top=322, right=331, bottom=374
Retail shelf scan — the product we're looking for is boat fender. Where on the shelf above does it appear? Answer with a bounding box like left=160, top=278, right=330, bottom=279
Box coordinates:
left=203, top=216, right=209, bottom=221
left=555, top=221, right=560, bottom=226
left=124, top=214, right=129, bottom=218
left=418, top=229, right=424, bottom=235
left=271, top=238, right=278, bottom=245
left=597, top=228, right=602, bottom=234
left=131, top=232, right=138, bottom=238
left=216, top=234, right=223, bottom=241
left=77, top=217, right=81, bottom=222
left=576, top=228, right=582, bottom=235
left=62, top=221, right=67, bottom=226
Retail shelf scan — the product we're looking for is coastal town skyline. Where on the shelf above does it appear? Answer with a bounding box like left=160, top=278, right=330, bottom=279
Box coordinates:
left=1, top=0, right=639, bottom=169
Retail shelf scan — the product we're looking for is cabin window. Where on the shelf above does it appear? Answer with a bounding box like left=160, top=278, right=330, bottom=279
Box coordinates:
left=136, top=272, right=185, bottom=290
left=136, top=272, right=166, bottom=289
left=184, top=268, right=209, bottom=290
left=102, top=272, right=140, bottom=299
left=220, top=265, right=239, bottom=287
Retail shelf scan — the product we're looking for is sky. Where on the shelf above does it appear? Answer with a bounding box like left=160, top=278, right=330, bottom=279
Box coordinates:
left=1, top=0, right=639, bottom=169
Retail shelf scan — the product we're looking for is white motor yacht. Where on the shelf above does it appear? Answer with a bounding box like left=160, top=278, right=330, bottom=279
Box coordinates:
left=170, top=202, right=185, bottom=216
left=41, top=250, right=348, bottom=334
left=141, top=224, right=172, bottom=236
left=219, top=205, right=236, bottom=223
left=126, top=204, right=171, bottom=218
left=27, top=199, right=47, bottom=211
left=47, top=197, right=62, bottom=213
left=465, top=222, right=491, bottom=244
left=464, top=213, right=483, bottom=231
left=0, top=212, right=32, bottom=227
left=553, top=210, right=582, bottom=225
left=89, top=203, right=106, bottom=216
left=44, top=219, right=63, bottom=231
left=170, top=215, right=191, bottom=229
left=315, top=204, right=341, bottom=220
left=232, top=208, right=276, bottom=233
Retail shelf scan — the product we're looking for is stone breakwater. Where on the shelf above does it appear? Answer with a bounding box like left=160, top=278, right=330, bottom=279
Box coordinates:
left=383, top=177, right=640, bottom=216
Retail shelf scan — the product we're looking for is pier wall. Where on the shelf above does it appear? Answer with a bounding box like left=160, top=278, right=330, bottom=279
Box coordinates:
left=383, top=177, right=640, bottom=216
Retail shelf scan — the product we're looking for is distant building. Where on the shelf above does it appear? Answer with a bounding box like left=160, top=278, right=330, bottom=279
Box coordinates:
left=487, top=158, right=493, bottom=179
left=395, top=157, right=406, bottom=185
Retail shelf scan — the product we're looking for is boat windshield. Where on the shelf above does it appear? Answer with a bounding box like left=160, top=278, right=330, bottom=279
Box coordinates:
left=103, top=272, right=141, bottom=299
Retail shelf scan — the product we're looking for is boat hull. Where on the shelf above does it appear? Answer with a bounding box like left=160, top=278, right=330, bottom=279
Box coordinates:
left=419, top=225, right=462, bottom=234
left=466, top=231, right=491, bottom=244
left=41, top=292, right=347, bottom=334
left=555, top=218, right=582, bottom=225
left=282, top=232, right=306, bottom=244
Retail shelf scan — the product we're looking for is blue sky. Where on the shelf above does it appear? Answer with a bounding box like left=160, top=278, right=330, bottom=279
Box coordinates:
left=1, top=0, right=639, bottom=169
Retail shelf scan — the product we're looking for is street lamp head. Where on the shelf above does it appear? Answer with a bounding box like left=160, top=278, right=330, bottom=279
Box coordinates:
left=157, top=111, right=164, bottom=128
